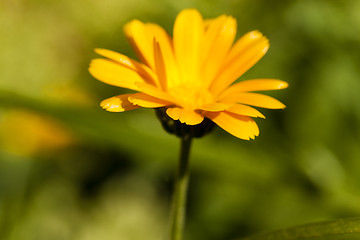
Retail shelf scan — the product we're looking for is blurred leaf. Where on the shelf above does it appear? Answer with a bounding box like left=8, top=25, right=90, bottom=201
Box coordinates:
left=242, top=218, right=360, bottom=240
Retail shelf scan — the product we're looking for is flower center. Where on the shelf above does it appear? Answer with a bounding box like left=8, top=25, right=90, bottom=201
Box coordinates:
left=168, top=84, right=214, bottom=109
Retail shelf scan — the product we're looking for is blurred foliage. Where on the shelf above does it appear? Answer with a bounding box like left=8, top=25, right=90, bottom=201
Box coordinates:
left=1, top=0, right=360, bottom=239
left=242, top=218, right=360, bottom=240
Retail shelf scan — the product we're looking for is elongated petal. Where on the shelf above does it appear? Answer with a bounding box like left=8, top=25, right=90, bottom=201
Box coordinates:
left=226, top=104, right=265, bottom=118
left=198, top=102, right=230, bottom=112
left=174, top=9, right=204, bottom=85
left=89, top=58, right=145, bottom=91
left=153, top=41, right=167, bottom=90
left=146, top=23, right=181, bottom=88
left=128, top=93, right=172, bottom=108
left=205, top=112, right=259, bottom=140
left=201, top=15, right=237, bottom=86
left=219, top=79, right=288, bottom=99
left=222, top=92, right=286, bottom=109
left=94, top=48, right=157, bottom=86
left=210, top=31, right=269, bottom=94
left=124, top=20, right=155, bottom=69
left=166, top=107, right=204, bottom=125
left=225, top=30, right=265, bottom=65
left=135, top=82, right=176, bottom=103
left=100, top=94, right=139, bottom=112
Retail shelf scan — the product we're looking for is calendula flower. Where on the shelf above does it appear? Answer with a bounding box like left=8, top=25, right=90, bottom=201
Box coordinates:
left=89, top=9, right=288, bottom=140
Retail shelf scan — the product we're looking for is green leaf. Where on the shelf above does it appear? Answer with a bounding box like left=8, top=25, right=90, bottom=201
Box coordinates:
left=242, top=218, right=360, bottom=240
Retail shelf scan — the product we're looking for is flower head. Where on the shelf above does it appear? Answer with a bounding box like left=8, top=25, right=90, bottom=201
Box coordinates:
left=89, top=9, right=288, bottom=140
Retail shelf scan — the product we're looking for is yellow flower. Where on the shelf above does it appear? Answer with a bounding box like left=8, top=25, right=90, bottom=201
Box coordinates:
left=89, top=9, right=288, bottom=140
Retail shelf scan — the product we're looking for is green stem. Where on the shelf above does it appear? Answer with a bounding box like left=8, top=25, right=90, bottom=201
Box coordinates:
left=169, top=135, right=192, bottom=240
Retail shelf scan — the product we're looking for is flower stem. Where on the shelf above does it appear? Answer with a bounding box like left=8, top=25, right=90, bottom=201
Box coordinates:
left=169, top=134, right=192, bottom=240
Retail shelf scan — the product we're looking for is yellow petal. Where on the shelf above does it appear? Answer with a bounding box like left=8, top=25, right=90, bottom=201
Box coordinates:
left=89, top=58, right=145, bottom=91
left=94, top=48, right=157, bottom=86
left=100, top=94, right=139, bottom=112
left=198, top=102, right=230, bottom=112
left=205, top=112, right=259, bottom=140
left=221, top=92, right=286, bottom=109
left=166, top=107, right=204, bottom=125
left=128, top=93, right=172, bottom=108
left=124, top=20, right=155, bottom=69
left=225, top=30, right=265, bottom=65
left=135, top=82, right=176, bottom=103
left=210, top=31, right=269, bottom=95
left=204, top=18, right=213, bottom=30
left=201, top=15, right=237, bottom=86
left=219, top=79, right=288, bottom=98
left=173, top=9, right=204, bottom=85
left=146, top=23, right=181, bottom=88
left=225, top=104, right=265, bottom=118
left=153, top=40, right=167, bottom=90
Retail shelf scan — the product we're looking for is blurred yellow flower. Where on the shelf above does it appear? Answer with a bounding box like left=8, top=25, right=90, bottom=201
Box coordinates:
left=0, top=109, right=75, bottom=157
left=89, top=9, right=288, bottom=140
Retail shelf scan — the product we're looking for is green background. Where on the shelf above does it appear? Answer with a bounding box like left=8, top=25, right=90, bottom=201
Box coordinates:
left=1, top=0, right=360, bottom=239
